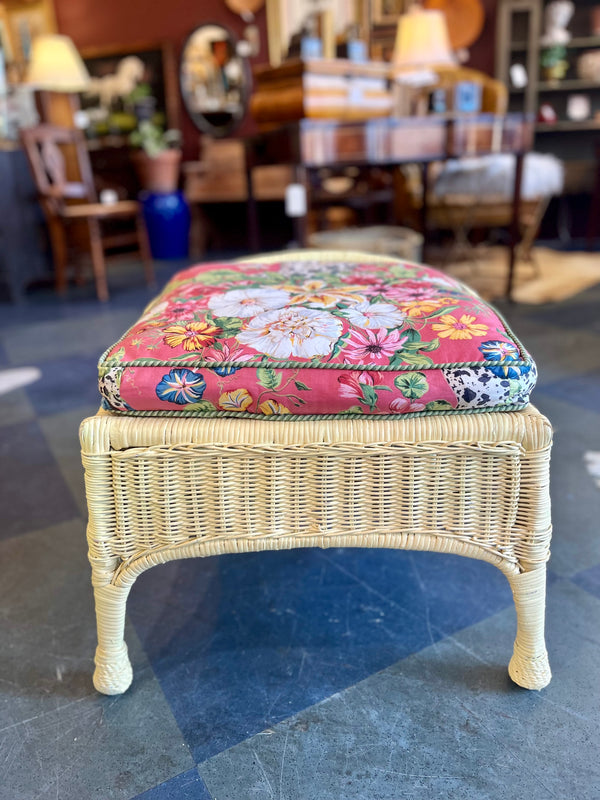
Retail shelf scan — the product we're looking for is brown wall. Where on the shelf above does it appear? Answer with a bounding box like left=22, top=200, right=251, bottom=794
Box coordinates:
left=466, top=0, right=498, bottom=76
left=54, top=0, right=499, bottom=159
left=54, top=0, right=268, bottom=159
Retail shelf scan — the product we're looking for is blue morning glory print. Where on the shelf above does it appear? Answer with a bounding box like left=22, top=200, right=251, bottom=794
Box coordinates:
left=156, top=369, right=206, bottom=404
left=478, top=340, right=530, bottom=379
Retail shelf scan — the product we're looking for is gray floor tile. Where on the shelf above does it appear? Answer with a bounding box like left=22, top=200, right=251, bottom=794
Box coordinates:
left=508, top=316, right=600, bottom=386
left=0, top=520, right=194, bottom=800
left=0, top=309, right=138, bottom=365
left=38, top=405, right=99, bottom=516
left=0, top=386, right=36, bottom=428
left=530, top=394, right=600, bottom=576
left=199, top=579, right=600, bottom=800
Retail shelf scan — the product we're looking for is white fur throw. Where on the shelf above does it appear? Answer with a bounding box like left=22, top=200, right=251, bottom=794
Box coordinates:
left=432, top=153, right=564, bottom=201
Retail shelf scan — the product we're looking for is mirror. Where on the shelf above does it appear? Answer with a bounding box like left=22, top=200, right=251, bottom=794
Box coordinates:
left=180, top=24, right=248, bottom=138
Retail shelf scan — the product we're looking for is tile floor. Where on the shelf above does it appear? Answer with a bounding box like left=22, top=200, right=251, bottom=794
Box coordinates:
left=1, top=257, right=599, bottom=799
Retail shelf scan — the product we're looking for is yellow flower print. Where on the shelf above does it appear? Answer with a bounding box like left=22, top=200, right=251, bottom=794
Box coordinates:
left=219, top=388, right=253, bottom=411
left=259, top=399, right=290, bottom=415
left=286, top=280, right=367, bottom=308
left=401, top=297, right=454, bottom=317
left=163, top=321, right=221, bottom=351
left=432, top=314, right=489, bottom=340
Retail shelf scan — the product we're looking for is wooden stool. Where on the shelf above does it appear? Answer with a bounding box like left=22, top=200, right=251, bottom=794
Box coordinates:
left=81, top=251, right=552, bottom=695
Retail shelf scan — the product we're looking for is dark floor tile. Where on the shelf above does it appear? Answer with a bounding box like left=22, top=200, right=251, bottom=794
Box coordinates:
left=132, top=769, right=212, bottom=800
left=24, top=354, right=101, bottom=416
left=0, top=520, right=195, bottom=800
left=571, top=562, right=600, bottom=600
left=537, top=371, right=600, bottom=415
left=127, top=546, right=512, bottom=764
left=199, top=579, right=600, bottom=800
left=0, top=419, right=80, bottom=539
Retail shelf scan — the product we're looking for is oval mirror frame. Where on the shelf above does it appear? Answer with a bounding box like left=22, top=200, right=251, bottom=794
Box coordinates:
left=180, top=23, right=249, bottom=138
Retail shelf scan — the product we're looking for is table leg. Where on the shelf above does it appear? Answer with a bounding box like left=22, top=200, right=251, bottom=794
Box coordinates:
left=293, top=165, right=309, bottom=248
left=506, top=152, right=524, bottom=301
left=245, top=143, right=260, bottom=253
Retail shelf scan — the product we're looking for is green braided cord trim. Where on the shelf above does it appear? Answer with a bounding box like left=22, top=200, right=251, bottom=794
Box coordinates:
left=100, top=402, right=529, bottom=421
left=99, top=357, right=533, bottom=375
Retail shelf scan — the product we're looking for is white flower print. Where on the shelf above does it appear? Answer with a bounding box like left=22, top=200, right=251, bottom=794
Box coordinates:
left=208, top=287, right=290, bottom=318
left=342, top=301, right=405, bottom=329
left=236, top=307, right=342, bottom=359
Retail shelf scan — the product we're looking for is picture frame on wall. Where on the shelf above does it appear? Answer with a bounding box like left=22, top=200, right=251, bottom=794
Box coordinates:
left=2, top=0, right=57, bottom=61
left=266, top=0, right=366, bottom=66
left=371, top=0, right=406, bottom=26
left=79, top=41, right=179, bottom=138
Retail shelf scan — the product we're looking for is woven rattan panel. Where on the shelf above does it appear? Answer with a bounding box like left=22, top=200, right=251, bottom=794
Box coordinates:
left=110, top=440, right=522, bottom=563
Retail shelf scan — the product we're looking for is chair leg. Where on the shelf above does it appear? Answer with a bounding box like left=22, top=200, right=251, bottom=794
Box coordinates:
left=88, top=218, right=110, bottom=302
left=93, top=583, right=133, bottom=695
left=507, top=566, right=551, bottom=690
left=136, top=212, right=155, bottom=288
left=47, top=217, right=69, bottom=295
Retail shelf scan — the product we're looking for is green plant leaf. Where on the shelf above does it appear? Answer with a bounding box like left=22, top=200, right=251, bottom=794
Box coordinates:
left=393, top=350, right=434, bottom=367
left=294, top=381, right=310, bottom=391
left=339, top=405, right=364, bottom=414
left=257, top=367, right=282, bottom=390
left=186, top=400, right=216, bottom=412
left=360, top=383, right=379, bottom=410
left=329, top=331, right=350, bottom=360
left=425, top=400, right=454, bottom=411
left=394, top=371, right=429, bottom=399
left=424, top=305, right=460, bottom=319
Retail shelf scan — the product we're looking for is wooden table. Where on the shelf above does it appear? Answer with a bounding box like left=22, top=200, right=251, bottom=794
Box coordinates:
left=244, top=114, right=535, bottom=299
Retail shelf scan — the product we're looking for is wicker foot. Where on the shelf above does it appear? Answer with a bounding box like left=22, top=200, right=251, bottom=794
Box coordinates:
left=93, top=641, right=133, bottom=695
left=507, top=567, right=551, bottom=690
left=93, top=583, right=133, bottom=695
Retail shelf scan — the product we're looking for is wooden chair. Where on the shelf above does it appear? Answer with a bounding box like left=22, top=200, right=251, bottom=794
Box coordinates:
left=21, top=124, right=154, bottom=302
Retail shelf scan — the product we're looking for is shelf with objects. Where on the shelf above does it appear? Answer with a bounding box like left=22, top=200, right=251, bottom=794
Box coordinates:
left=496, top=0, right=600, bottom=217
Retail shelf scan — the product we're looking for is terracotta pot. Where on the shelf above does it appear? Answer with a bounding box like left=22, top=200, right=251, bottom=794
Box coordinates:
left=132, top=149, right=181, bottom=193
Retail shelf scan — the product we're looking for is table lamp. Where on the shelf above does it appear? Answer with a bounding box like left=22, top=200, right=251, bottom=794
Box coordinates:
left=392, top=5, right=455, bottom=115
left=25, top=34, right=90, bottom=127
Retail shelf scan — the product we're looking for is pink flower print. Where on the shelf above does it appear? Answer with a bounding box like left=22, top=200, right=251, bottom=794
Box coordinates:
left=384, top=281, right=441, bottom=303
left=338, top=371, right=374, bottom=400
left=389, top=397, right=427, bottom=414
left=343, top=328, right=407, bottom=363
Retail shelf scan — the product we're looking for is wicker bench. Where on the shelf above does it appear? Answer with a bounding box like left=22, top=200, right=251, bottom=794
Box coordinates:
left=80, top=251, right=552, bottom=695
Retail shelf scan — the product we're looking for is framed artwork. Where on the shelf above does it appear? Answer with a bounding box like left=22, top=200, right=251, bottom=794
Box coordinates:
left=79, top=41, right=179, bottom=137
left=266, top=0, right=364, bottom=66
left=1, top=0, right=57, bottom=62
left=371, top=0, right=407, bottom=25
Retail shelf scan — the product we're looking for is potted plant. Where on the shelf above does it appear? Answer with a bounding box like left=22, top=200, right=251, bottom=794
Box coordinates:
left=540, top=45, right=568, bottom=81
left=130, top=121, right=182, bottom=193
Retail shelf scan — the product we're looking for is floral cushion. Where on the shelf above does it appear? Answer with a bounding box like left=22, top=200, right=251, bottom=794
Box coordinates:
left=98, top=253, right=537, bottom=418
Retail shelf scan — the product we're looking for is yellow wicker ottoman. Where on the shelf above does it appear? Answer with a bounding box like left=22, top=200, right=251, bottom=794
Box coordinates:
left=81, top=251, right=552, bottom=695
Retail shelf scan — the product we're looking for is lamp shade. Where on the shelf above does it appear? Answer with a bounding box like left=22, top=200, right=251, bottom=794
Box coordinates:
left=25, top=35, right=90, bottom=92
left=393, top=7, right=455, bottom=70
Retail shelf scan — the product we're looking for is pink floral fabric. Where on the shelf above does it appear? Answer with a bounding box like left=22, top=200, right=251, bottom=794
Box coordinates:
left=98, top=255, right=537, bottom=417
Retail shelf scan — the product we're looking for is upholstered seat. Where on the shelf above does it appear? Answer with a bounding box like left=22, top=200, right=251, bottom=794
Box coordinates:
left=99, top=255, right=536, bottom=417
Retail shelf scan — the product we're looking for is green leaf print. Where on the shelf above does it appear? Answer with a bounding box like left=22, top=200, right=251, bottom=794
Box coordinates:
left=257, top=367, right=282, bottom=390
left=394, top=372, right=429, bottom=399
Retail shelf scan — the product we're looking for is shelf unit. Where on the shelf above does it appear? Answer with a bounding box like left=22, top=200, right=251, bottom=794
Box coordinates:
left=496, top=0, right=600, bottom=192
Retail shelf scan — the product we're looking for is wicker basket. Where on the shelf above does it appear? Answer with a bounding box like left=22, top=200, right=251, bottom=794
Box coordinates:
left=309, top=226, right=424, bottom=262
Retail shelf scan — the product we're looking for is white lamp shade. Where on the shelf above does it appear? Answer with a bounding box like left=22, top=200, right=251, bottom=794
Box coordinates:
left=25, top=35, right=90, bottom=92
left=394, top=7, right=455, bottom=70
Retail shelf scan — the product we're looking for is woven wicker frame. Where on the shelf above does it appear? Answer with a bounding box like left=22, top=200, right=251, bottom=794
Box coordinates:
left=80, top=404, right=552, bottom=695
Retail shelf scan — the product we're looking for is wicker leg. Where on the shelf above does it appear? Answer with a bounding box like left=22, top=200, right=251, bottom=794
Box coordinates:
left=92, top=583, right=133, bottom=695
left=507, top=567, right=551, bottom=690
